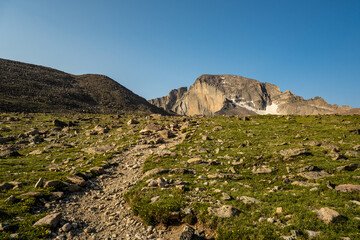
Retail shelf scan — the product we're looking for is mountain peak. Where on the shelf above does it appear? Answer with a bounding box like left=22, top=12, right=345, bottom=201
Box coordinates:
left=150, top=74, right=359, bottom=116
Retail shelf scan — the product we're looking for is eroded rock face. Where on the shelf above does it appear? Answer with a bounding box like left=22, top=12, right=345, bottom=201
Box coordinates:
left=150, top=74, right=358, bottom=116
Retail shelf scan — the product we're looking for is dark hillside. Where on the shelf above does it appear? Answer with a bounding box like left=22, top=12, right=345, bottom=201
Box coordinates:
left=0, top=58, right=167, bottom=114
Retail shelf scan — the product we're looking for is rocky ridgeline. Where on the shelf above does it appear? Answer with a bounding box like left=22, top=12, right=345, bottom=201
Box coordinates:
left=150, top=74, right=360, bottom=116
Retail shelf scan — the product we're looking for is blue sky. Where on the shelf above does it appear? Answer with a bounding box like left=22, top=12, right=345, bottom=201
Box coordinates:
left=0, top=0, right=359, bottom=107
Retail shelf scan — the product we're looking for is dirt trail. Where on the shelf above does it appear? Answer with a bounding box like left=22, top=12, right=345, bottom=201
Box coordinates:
left=52, top=135, right=186, bottom=240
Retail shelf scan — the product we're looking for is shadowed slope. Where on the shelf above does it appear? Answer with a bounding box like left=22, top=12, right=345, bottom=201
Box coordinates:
left=0, top=58, right=167, bottom=114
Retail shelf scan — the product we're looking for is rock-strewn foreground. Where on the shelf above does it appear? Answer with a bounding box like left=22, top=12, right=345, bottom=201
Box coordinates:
left=150, top=74, right=360, bottom=116
left=0, top=58, right=167, bottom=115
left=0, top=113, right=359, bottom=239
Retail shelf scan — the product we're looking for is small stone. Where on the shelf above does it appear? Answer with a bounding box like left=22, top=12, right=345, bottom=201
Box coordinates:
left=221, top=192, right=232, bottom=201
left=267, top=218, right=275, bottom=223
left=276, top=207, right=283, bottom=214
left=44, top=180, right=64, bottom=189
left=279, top=148, right=307, bottom=158
left=180, top=225, right=195, bottom=240
left=306, top=230, right=321, bottom=238
left=237, top=196, right=261, bottom=204
left=208, top=205, right=240, bottom=218
left=33, top=212, right=62, bottom=227
left=151, top=196, right=160, bottom=203
left=252, top=166, right=272, bottom=174
left=67, top=176, right=87, bottom=187
left=291, top=230, right=300, bottom=236
left=9, top=233, right=21, bottom=238
left=335, top=184, right=360, bottom=192
left=187, top=158, right=203, bottom=164
left=298, top=171, right=330, bottom=180
left=127, top=119, right=139, bottom=125
left=5, top=195, right=16, bottom=203
left=315, top=207, right=341, bottom=224
left=35, top=177, right=44, bottom=188
left=62, top=223, right=72, bottom=232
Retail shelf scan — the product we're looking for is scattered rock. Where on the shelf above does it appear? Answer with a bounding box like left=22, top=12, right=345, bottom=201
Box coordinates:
left=237, top=196, right=261, bottom=204
left=49, top=192, right=64, bottom=201
left=208, top=205, right=240, bottom=218
left=305, top=230, right=321, bottom=238
left=344, top=150, right=358, bottom=157
left=33, top=212, right=62, bottom=228
left=66, top=176, right=87, bottom=187
left=304, top=140, right=321, bottom=146
left=279, top=148, right=308, bottom=158
left=187, top=158, right=203, bottom=164
left=0, top=150, right=21, bottom=158
left=291, top=181, right=320, bottom=187
left=321, top=141, right=340, bottom=152
left=89, top=166, right=105, bottom=175
left=335, top=184, right=360, bottom=192
left=127, top=119, right=139, bottom=125
left=44, top=180, right=64, bottom=189
left=5, top=195, right=17, bottom=203
left=150, top=196, right=160, bottom=203
left=252, top=166, right=272, bottom=174
left=297, top=165, right=321, bottom=172
left=298, top=171, right=330, bottom=180
left=315, top=207, right=341, bottom=224
left=61, top=223, right=72, bottom=232
left=180, top=225, right=195, bottom=240
left=20, top=192, right=43, bottom=199
left=221, top=192, right=232, bottom=201
left=29, top=149, right=44, bottom=155
left=34, top=177, right=44, bottom=188
left=141, top=168, right=170, bottom=179
left=158, top=129, right=175, bottom=139
left=336, top=163, right=360, bottom=172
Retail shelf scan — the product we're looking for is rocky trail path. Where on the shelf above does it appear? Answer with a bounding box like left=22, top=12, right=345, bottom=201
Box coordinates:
left=51, top=135, right=187, bottom=240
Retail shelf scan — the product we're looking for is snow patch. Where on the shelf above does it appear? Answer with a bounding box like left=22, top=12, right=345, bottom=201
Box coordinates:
left=230, top=99, right=279, bottom=115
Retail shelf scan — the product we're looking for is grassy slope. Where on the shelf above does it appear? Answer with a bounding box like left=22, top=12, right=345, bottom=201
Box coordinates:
left=126, top=115, right=360, bottom=239
left=0, top=113, right=146, bottom=239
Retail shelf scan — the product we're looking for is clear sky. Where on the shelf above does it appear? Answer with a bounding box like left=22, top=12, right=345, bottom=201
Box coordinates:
left=0, top=0, right=359, bottom=107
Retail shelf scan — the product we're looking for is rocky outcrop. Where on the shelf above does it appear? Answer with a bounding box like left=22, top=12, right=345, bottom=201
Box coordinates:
left=150, top=74, right=359, bottom=116
left=149, top=87, right=187, bottom=113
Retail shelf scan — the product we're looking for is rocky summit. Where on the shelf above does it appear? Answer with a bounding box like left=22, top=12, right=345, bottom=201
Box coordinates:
left=0, top=58, right=168, bottom=115
left=150, top=74, right=360, bottom=116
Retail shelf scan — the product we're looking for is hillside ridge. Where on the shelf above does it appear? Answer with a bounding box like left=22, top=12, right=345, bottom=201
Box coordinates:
left=0, top=58, right=167, bottom=115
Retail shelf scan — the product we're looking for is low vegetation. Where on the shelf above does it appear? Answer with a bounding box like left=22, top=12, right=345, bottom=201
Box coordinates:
left=125, top=115, right=360, bottom=239
left=0, top=112, right=146, bottom=239
left=1, top=113, right=359, bottom=239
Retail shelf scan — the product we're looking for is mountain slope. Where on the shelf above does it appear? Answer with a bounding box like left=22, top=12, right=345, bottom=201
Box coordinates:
left=0, top=58, right=167, bottom=114
left=150, top=74, right=359, bottom=116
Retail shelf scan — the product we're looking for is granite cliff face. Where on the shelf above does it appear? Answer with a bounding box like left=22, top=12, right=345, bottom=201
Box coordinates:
left=150, top=74, right=359, bottom=116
